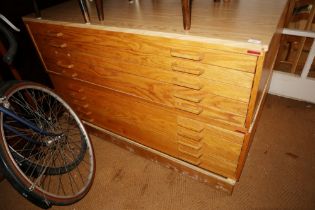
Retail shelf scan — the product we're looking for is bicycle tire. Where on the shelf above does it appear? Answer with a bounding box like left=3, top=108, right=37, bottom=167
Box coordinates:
left=0, top=80, right=95, bottom=207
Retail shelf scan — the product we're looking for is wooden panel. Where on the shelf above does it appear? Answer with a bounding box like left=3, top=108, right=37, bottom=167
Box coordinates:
left=50, top=60, right=248, bottom=128
left=176, top=116, right=244, bottom=179
left=35, top=36, right=255, bottom=88
left=28, top=33, right=251, bottom=127
left=51, top=74, right=244, bottom=178
left=27, top=21, right=258, bottom=72
left=245, top=0, right=289, bottom=128
left=51, top=73, right=180, bottom=157
left=23, top=0, right=288, bottom=190
left=202, top=124, right=244, bottom=163
left=87, top=124, right=235, bottom=194
left=39, top=48, right=252, bottom=103
left=23, top=0, right=287, bottom=51
left=201, top=155, right=238, bottom=179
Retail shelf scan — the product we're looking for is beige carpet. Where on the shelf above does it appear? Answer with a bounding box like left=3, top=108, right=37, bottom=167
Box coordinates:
left=0, top=94, right=315, bottom=210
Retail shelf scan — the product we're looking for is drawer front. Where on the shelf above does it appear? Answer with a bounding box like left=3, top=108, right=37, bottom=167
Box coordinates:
left=176, top=117, right=244, bottom=178
left=50, top=74, right=180, bottom=157
left=27, top=21, right=258, bottom=73
left=51, top=74, right=244, bottom=179
left=49, top=61, right=248, bottom=127
left=32, top=39, right=250, bottom=128
left=36, top=40, right=252, bottom=103
left=35, top=36, right=255, bottom=89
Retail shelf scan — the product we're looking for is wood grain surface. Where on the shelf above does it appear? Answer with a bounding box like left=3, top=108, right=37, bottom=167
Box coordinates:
left=23, top=0, right=287, bottom=189
left=23, top=0, right=287, bottom=51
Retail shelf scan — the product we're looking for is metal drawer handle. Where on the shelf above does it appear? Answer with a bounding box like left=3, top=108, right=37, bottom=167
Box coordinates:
left=171, top=64, right=204, bottom=76
left=49, top=42, right=67, bottom=48
left=173, top=79, right=202, bottom=90
left=170, top=49, right=203, bottom=61
left=46, top=31, right=63, bottom=37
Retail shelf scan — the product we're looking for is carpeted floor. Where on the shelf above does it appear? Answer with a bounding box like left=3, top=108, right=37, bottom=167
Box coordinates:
left=0, top=94, right=315, bottom=210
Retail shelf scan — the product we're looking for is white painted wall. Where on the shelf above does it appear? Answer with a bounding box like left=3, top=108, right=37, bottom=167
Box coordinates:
left=269, top=71, right=315, bottom=103
left=269, top=28, right=315, bottom=104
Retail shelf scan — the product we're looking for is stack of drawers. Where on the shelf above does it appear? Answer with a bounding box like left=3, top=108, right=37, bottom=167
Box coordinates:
left=25, top=20, right=265, bottom=183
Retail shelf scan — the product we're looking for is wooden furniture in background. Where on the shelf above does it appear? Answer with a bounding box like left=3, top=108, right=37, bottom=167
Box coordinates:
left=275, top=0, right=315, bottom=76
left=23, top=0, right=288, bottom=193
left=95, top=0, right=104, bottom=21
left=90, top=0, right=231, bottom=30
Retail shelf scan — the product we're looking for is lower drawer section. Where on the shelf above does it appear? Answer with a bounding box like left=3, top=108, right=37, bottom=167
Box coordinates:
left=50, top=73, right=244, bottom=179
left=176, top=117, right=244, bottom=178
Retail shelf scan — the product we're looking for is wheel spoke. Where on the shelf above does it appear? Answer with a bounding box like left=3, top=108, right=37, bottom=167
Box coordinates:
left=0, top=83, right=94, bottom=203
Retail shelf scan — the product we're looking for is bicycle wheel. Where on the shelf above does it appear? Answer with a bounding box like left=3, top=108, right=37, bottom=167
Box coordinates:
left=0, top=81, right=95, bottom=208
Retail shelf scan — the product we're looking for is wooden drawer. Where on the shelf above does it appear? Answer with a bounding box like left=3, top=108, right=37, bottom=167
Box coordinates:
left=49, top=60, right=248, bottom=127
left=35, top=36, right=255, bottom=89
left=36, top=41, right=252, bottom=103
left=50, top=73, right=180, bottom=157
left=51, top=74, right=244, bottom=178
left=176, top=117, right=244, bottom=178
left=27, top=21, right=258, bottom=73
left=31, top=40, right=250, bottom=127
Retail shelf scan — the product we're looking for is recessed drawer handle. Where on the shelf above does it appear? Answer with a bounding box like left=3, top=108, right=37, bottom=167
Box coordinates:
left=82, top=118, right=95, bottom=123
left=57, top=61, right=74, bottom=69
left=171, top=64, right=204, bottom=76
left=47, top=31, right=63, bottom=37
left=175, top=101, right=203, bottom=115
left=67, top=85, right=84, bottom=93
left=69, top=92, right=86, bottom=100
left=170, top=49, right=203, bottom=61
left=179, top=155, right=201, bottom=165
left=178, top=139, right=202, bottom=150
left=49, top=42, right=67, bottom=48
left=177, top=116, right=205, bottom=133
left=77, top=110, right=92, bottom=116
left=173, top=92, right=203, bottom=103
left=173, top=79, right=202, bottom=90
left=178, top=145, right=203, bottom=159
left=178, top=130, right=203, bottom=142
left=62, top=70, right=78, bottom=78
left=72, top=100, right=89, bottom=108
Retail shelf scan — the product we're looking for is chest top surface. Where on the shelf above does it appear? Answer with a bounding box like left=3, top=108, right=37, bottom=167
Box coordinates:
left=24, top=0, right=288, bottom=51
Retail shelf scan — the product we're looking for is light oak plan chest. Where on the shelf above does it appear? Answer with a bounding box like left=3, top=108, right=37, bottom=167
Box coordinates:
left=24, top=0, right=288, bottom=192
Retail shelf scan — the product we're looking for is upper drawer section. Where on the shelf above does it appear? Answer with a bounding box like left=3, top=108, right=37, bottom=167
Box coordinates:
left=26, top=21, right=258, bottom=73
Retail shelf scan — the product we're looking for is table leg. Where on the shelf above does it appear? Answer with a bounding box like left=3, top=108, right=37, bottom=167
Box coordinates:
left=181, top=0, right=191, bottom=30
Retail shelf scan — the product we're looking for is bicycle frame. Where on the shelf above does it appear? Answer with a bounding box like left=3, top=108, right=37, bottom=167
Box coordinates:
left=0, top=104, right=62, bottom=146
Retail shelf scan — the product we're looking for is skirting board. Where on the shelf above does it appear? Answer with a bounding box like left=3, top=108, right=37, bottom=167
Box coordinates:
left=84, top=122, right=236, bottom=194
left=269, top=71, right=315, bottom=104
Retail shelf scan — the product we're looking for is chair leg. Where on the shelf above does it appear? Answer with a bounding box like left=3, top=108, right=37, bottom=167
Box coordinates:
left=181, top=0, right=191, bottom=30
left=95, top=0, right=104, bottom=21
left=32, top=0, right=41, bottom=18
left=78, top=0, right=90, bottom=23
